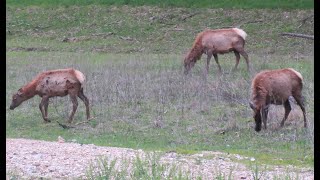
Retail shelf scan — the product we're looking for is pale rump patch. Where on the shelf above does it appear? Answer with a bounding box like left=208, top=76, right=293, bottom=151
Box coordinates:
left=232, top=28, right=247, bottom=40
left=287, top=68, right=303, bottom=81
left=74, top=69, right=86, bottom=86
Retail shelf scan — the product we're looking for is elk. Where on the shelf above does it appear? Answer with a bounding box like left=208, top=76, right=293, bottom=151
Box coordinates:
left=184, top=28, right=250, bottom=74
left=249, top=68, right=307, bottom=132
left=9, top=68, right=90, bottom=123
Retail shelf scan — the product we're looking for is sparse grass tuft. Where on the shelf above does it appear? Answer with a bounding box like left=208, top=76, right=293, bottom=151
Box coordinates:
left=86, top=153, right=193, bottom=179
left=85, top=153, right=308, bottom=179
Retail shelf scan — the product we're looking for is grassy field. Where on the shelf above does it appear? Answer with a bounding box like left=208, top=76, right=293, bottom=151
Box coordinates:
left=6, top=4, right=314, bottom=169
left=6, top=0, right=314, bottom=9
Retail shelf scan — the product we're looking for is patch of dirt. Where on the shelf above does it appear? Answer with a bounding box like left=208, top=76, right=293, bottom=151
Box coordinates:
left=6, top=138, right=314, bottom=179
left=6, top=47, right=52, bottom=52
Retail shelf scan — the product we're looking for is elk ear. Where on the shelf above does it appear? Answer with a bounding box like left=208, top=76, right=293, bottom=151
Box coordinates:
left=17, top=89, right=23, bottom=96
left=249, top=101, right=255, bottom=110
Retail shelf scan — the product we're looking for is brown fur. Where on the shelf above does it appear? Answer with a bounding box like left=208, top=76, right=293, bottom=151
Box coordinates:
left=10, top=68, right=90, bottom=123
left=249, top=68, right=306, bottom=132
left=184, top=28, right=250, bottom=74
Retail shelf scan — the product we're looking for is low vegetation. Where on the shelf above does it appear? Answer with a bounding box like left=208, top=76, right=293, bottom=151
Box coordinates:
left=6, top=0, right=314, bottom=9
left=85, top=153, right=306, bottom=179
left=6, top=2, right=313, bottom=172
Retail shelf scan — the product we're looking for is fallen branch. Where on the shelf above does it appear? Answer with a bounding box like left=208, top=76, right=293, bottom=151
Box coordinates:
left=180, top=12, right=200, bottom=21
left=56, top=121, right=75, bottom=129
left=280, top=33, right=314, bottom=40
left=56, top=117, right=95, bottom=129
left=74, top=117, right=95, bottom=126
left=91, top=32, right=114, bottom=38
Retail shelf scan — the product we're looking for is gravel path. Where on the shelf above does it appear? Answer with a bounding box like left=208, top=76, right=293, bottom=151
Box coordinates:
left=6, top=138, right=314, bottom=179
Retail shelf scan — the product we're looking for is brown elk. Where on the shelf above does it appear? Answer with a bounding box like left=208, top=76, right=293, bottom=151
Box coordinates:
left=184, top=28, right=249, bottom=74
left=9, top=68, right=90, bottom=123
left=249, top=68, right=307, bottom=132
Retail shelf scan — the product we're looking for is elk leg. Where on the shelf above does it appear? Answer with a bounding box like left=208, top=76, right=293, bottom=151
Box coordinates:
left=78, top=88, right=91, bottom=120
left=254, top=109, right=262, bottom=132
left=213, top=54, right=222, bottom=73
left=206, top=50, right=213, bottom=74
left=261, top=106, right=269, bottom=129
left=68, top=94, right=78, bottom=123
left=280, top=100, right=291, bottom=127
left=233, top=51, right=241, bottom=71
left=293, top=95, right=307, bottom=128
left=39, top=96, right=50, bottom=122
left=44, top=98, right=49, bottom=119
left=239, top=50, right=250, bottom=71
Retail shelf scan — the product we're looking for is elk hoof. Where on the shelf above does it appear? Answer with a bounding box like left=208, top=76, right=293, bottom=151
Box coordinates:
left=44, top=118, right=51, bottom=123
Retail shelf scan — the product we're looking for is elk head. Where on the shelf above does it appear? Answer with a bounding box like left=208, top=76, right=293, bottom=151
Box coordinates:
left=183, top=55, right=195, bottom=75
left=10, top=89, right=26, bottom=110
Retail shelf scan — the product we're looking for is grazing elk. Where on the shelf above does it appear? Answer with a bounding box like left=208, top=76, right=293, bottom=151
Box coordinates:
left=9, top=68, right=90, bottom=123
left=249, top=68, right=307, bottom=132
left=184, top=28, right=249, bottom=74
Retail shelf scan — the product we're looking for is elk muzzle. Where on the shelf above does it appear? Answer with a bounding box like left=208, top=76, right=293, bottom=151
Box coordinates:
left=9, top=104, right=15, bottom=110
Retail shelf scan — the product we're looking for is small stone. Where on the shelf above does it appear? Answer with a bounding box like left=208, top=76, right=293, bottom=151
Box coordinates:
left=149, top=16, right=156, bottom=21
left=58, top=136, right=65, bottom=143
left=250, top=157, right=255, bottom=161
left=235, top=154, right=243, bottom=160
left=31, top=151, right=38, bottom=155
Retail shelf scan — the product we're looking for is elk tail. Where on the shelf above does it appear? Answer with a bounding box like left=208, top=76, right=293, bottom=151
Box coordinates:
left=233, top=28, right=247, bottom=40
left=74, top=69, right=86, bottom=88
left=288, top=68, right=303, bottom=81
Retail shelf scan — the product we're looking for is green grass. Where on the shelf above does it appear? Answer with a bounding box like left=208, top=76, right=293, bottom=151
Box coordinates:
left=6, top=0, right=314, bottom=9
left=6, top=6, right=314, bottom=56
left=6, top=52, right=314, bottom=168
left=84, top=153, right=306, bottom=179
left=6, top=5, right=314, bottom=170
